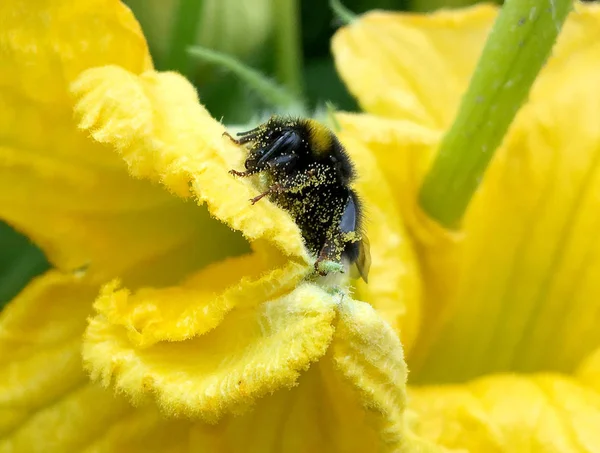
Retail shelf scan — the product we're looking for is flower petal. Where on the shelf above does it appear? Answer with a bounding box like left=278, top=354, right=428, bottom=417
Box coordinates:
left=0, top=1, right=243, bottom=285
left=410, top=373, right=600, bottom=452
left=71, top=65, right=307, bottom=261
left=336, top=113, right=443, bottom=245
left=332, top=5, right=496, bottom=129
left=328, top=299, right=409, bottom=450
left=92, top=254, right=306, bottom=347
left=83, top=283, right=337, bottom=422
left=338, top=131, right=422, bottom=353
left=3, top=378, right=193, bottom=453
left=0, top=0, right=151, bottom=105
left=0, top=271, right=196, bottom=453
left=410, top=4, right=600, bottom=382
left=337, top=114, right=453, bottom=361
left=338, top=5, right=600, bottom=383
left=0, top=271, right=121, bottom=450
left=577, top=347, right=600, bottom=394
left=81, top=406, right=192, bottom=453
left=0, top=271, right=94, bottom=436
left=188, top=297, right=442, bottom=453
left=324, top=298, right=442, bottom=452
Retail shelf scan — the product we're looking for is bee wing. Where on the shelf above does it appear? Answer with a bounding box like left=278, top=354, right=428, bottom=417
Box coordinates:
left=355, top=235, right=371, bottom=283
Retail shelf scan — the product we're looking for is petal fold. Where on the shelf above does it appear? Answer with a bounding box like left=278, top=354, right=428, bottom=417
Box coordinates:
left=321, top=298, right=443, bottom=452
left=329, top=299, right=409, bottom=450
left=93, top=254, right=306, bottom=347
left=83, top=283, right=337, bottom=422
left=188, top=296, right=442, bottom=453
left=71, top=66, right=307, bottom=262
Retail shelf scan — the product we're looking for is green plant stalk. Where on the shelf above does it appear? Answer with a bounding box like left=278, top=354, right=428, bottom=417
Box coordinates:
left=188, top=46, right=301, bottom=109
left=419, top=0, right=573, bottom=229
left=330, top=0, right=357, bottom=25
left=272, top=0, right=303, bottom=96
left=165, top=0, right=204, bottom=75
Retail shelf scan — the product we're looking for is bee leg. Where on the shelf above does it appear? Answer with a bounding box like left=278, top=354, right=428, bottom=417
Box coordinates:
left=249, top=182, right=284, bottom=205
left=236, top=124, right=262, bottom=137
left=222, top=131, right=241, bottom=144
left=223, top=131, right=257, bottom=145
left=229, top=168, right=258, bottom=177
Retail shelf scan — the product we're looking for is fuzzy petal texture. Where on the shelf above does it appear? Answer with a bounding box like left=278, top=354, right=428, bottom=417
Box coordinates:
left=71, top=66, right=307, bottom=261
left=70, top=64, right=311, bottom=347
left=92, top=254, right=306, bottom=348
left=190, top=296, right=436, bottom=453
left=1, top=274, right=428, bottom=452
left=83, top=283, right=337, bottom=422
left=1, top=0, right=432, bottom=452
left=410, top=374, right=600, bottom=453
left=334, top=4, right=600, bottom=384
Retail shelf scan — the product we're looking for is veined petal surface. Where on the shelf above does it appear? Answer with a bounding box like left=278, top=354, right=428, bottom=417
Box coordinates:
left=410, top=374, right=600, bottom=453
left=333, top=4, right=600, bottom=382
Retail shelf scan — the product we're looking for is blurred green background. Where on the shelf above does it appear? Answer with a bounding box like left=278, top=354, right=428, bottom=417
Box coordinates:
left=6, top=0, right=597, bottom=308
left=125, top=0, right=496, bottom=124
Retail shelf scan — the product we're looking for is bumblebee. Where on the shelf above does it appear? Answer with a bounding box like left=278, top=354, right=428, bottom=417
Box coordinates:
left=226, top=116, right=371, bottom=282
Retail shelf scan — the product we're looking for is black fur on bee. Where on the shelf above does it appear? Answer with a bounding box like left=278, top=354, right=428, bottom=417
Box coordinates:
left=225, top=116, right=371, bottom=282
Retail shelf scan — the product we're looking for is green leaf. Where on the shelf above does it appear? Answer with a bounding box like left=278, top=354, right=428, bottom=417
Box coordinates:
left=188, top=45, right=304, bottom=112
left=0, top=221, right=50, bottom=308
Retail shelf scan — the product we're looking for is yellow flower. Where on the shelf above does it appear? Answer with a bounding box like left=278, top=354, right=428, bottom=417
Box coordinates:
left=4, top=0, right=600, bottom=451
left=332, top=2, right=600, bottom=451
left=0, top=1, right=424, bottom=452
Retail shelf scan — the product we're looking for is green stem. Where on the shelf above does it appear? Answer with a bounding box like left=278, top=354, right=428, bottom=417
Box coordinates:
left=418, top=0, right=573, bottom=229
left=330, top=0, right=357, bottom=25
left=272, top=0, right=303, bottom=96
left=165, top=0, right=204, bottom=75
left=188, top=46, right=302, bottom=109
